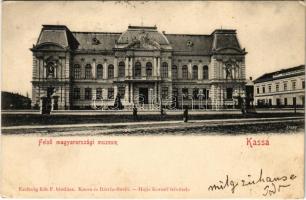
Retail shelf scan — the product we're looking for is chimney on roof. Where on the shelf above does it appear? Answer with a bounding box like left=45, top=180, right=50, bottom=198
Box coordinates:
left=249, top=76, right=253, bottom=81
left=162, top=31, right=166, bottom=34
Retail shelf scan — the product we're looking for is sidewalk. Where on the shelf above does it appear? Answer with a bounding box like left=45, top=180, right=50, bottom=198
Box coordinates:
left=2, top=116, right=304, bottom=130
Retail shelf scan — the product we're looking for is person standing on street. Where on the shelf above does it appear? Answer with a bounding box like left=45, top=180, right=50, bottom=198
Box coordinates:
left=133, top=104, right=138, bottom=121
left=183, top=106, right=188, bottom=122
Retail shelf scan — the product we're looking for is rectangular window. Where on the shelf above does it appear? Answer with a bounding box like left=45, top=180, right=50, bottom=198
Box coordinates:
left=268, top=99, right=272, bottom=106
left=284, top=98, right=287, bottom=106
left=73, top=88, right=80, bottom=100
left=276, top=84, right=279, bottom=92
left=108, top=88, right=114, bottom=99
left=202, top=89, right=209, bottom=99
left=284, top=82, right=287, bottom=91
left=85, top=88, right=92, bottom=100
left=226, top=88, right=233, bottom=99
left=182, top=88, right=189, bottom=99
left=268, top=85, right=272, bottom=93
left=293, top=97, right=296, bottom=105
left=172, top=88, right=178, bottom=98
left=118, top=87, right=125, bottom=98
left=96, top=88, right=102, bottom=100
left=302, top=81, right=305, bottom=89
left=162, top=87, right=168, bottom=99
left=193, top=88, right=199, bottom=99
left=292, top=81, right=296, bottom=90
left=257, top=87, right=260, bottom=94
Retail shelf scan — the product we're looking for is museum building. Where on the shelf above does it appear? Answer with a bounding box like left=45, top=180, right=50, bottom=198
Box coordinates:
left=254, top=65, right=305, bottom=107
left=31, top=25, right=247, bottom=110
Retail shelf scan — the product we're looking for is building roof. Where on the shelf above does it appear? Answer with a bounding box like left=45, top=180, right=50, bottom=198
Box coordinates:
left=33, top=25, right=245, bottom=54
left=165, top=34, right=213, bottom=55
left=254, top=65, right=305, bottom=83
left=72, top=32, right=121, bottom=51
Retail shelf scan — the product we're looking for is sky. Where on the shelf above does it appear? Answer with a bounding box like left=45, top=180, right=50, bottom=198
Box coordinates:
left=2, top=1, right=305, bottom=97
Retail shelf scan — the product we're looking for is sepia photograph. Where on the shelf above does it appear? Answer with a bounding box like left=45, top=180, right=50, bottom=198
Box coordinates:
left=1, top=1, right=305, bottom=198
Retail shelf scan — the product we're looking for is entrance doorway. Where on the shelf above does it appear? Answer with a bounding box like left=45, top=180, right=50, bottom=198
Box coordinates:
left=139, top=88, right=148, bottom=104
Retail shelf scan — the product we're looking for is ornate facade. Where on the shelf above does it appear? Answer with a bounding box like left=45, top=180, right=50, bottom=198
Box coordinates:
left=31, top=25, right=247, bottom=111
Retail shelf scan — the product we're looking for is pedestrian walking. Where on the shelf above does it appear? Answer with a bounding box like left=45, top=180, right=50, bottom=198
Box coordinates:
left=183, top=106, right=188, bottom=122
left=133, top=104, right=138, bottom=121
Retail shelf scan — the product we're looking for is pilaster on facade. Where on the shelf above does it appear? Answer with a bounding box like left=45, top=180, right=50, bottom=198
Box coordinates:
left=188, top=62, right=192, bottom=80
left=125, top=57, right=129, bottom=78
left=198, top=64, right=203, bottom=80
left=92, top=59, right=96, bottom=79
left=114, top=57, right=118, bottom=78
left=103, top=61, right=108, bottom=79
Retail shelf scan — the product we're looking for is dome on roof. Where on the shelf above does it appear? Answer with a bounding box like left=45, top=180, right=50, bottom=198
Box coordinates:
left=117, top=26, right=170, bottom=46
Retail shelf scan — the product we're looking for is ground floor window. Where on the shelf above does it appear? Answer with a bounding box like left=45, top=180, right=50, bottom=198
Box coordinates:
left=118, top=87, right=125, bottom=98
left=182, top=88, right=189, bottom=99
left=73, top=88, right=80, bottom=100
left=284, top=98, right=287, bottom=106
left=276, top=98, right=281, bottom=106
left=193, top=88, right=199, bottom=99
left=162, top=87, right=168, bottom=99
left=226, top=88, right=233, bottom=99
left=85, top=88, right=92, bottom=100
left=268, top=99, right=272, bottom=106
left=108, top=88, right=114, bottom=99
left=96, top=88, right=102, bottom=100
left=202, top=88, right=209, bottom=99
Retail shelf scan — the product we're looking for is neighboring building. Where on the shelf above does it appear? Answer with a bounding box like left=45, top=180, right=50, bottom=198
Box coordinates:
left=31, top=25, right=247, bottom=111
left=254, top=65, right=305, bottom=108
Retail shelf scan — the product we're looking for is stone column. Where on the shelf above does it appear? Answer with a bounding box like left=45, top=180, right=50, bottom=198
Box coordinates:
left=198, top=64, right=203, bottom=80
left=103, top=61, right=107, bottom=79
left=125, top=57, right=129, bottom=78
left=178, top=65, right=182, bottom=79
left=141, top=62, right=146, bottom=78
left=153, top=57, right=157, bottom=77
left=130, top=83, right=134, bottom=103
left=125, top=84, right=129, bottom=102
left=114, top=57, right=118, bottom=78
left=65, top=53, right=70, bottom=79
left=188, top=62, right=192, bottom=80
left=114, top=85, right=118, bottom=97
left=168, top=59, right=172, bottom=79
left=157, top=57, right=160, bottom=77
left=129, top=57, right=133, bottom=77
left=92, top=59, right=96, bottom=79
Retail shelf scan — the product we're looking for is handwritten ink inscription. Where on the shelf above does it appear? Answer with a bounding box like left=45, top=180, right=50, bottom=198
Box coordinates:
left=208, top=169, right=297, bottom=196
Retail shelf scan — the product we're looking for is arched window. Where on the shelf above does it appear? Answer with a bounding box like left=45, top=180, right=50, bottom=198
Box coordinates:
left=172, top=65, right=178, bottom=79
left=203, top=65, right=209, bottom=79
left=146, top=62, right=152, bottom=77
left=96, top=64, right=103, bottom=79
left=182, top=65, right=188, bottom=79
left=161, top=62, right=168, bottom=78
left=85, top=64, right=92, bottom=79
left=118, top=61, right=125, bottom=78
left=73, top=64, right=81, bottom=79
left=134, top=62, right=141, bottom=77
left=192, top=65, right=198, bottom=80
left=108, top=64, right=114, bottom=79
